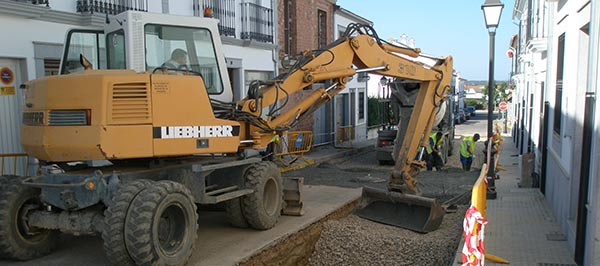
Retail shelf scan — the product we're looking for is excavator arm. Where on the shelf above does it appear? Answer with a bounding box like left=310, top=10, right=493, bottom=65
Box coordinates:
left=234, top=24, right=453, bottom=194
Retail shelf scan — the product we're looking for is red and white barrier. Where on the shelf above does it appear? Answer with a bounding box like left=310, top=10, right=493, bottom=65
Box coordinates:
left=461, top=205, right=489, bottom=266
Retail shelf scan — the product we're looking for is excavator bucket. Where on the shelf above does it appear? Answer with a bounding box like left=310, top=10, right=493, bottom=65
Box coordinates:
left=356, top=186, right=445, bottom=233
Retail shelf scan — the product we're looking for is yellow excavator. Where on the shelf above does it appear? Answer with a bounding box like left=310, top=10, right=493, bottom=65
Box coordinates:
left=0, top=11, right=452, bottom=265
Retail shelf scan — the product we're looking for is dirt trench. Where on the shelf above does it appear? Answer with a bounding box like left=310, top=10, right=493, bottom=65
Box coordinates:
left=240, top=140, right=482, bottom=266
left=239, top=199, right=360, bottom=266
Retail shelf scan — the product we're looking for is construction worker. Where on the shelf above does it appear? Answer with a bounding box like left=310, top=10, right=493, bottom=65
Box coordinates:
left=425, top=131, right=444, bottom=171
left=161, top=48, right=188, bottom=69
left=460, top=133, right=480, bottom=171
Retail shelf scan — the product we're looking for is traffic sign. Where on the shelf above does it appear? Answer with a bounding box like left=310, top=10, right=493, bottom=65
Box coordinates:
left=499, top=101, right=508, bottom=111
left=0, top=67, right=14, bottom=85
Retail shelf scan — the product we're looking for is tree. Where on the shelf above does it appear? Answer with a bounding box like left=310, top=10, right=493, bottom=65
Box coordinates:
left=482, top=81, right=509, bottom=109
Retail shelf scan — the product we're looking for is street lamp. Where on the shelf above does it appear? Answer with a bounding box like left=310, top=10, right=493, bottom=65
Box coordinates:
left=379, top=76, right=389, bottom=128
left=482, top=0, right=503, bottom=199
left=379, top=76, right=389, bottom=98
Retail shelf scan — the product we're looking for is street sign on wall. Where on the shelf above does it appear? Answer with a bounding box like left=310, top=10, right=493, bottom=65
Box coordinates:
left=499, top=101, right=508, bottom=111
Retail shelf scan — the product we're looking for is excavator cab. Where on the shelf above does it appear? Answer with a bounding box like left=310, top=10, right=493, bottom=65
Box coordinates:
left=58, top=11, right=233, bottom=103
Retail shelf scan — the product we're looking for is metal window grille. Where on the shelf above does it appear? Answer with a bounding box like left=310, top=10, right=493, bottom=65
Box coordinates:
left=76, top=0, right=148, bottom=15
left=241, top=2, right=273, bottom=43
left=195, top=0, right=236, bottom=37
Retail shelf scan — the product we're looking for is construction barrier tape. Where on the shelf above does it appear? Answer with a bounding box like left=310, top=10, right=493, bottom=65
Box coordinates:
left=462, top=205, right=488, bottom=266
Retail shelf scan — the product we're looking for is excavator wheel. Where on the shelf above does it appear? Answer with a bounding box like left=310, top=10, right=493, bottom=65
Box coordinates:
left=0, top=175, right=58, bottom=260
left=225, top=198, right=249, bottom=228
left=102, top=179, right=154, bottom=266
left=241, top=162, right=283, bottom=230
left=125, top=181, right=198, bottom=266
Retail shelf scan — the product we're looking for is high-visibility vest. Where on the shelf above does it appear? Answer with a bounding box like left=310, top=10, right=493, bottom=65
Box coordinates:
left=426, top=133, right=443, bottom=154
left=460, top=136, right=476, bottom=158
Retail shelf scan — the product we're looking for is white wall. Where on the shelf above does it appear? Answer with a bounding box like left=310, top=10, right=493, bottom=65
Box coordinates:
left=222, top=45, right=273, bottom=71
left=334, top=14, right=354, bottom=39
left=544, top=0, right=593, bottom=255
left=334, top=11, right=370, bottom=141
left=167, top=0, right=194, bottom=16
left=49, top=1, right=77, bottom=13
left=0, top=16, right=86, bottom=80
left=588, top=1, right=600, bottom=264
left=147, top=0, right=164, bottom=13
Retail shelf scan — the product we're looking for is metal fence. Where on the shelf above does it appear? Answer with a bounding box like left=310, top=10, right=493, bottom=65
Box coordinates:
left=10, top=0, right=49, bottom=6
left=274, top=131, right=315, bottom=172
left=196, top=0, right=236, bottom=37
left=76, top=0, right=148, bottom=15
left=241, top=2, right=273, bottom=43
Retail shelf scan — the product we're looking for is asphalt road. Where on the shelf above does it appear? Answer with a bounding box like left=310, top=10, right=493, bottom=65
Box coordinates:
left=284, top=111, right=491, bottom=201
left=454, top=110, right=492, bottom=139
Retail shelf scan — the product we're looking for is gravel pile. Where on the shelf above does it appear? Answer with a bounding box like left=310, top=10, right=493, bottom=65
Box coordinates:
left=308, top=206, right=466, bottom=266
left=283, top=139, right=484, bottom=266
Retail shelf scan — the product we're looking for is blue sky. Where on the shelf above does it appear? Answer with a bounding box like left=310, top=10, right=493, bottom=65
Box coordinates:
left=336, top=0, right=517, bottom=81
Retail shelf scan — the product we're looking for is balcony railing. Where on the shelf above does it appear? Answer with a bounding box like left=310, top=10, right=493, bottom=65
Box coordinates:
left=10, top=0, right=49, bottom=6
left=76, top=0, right=148, bottom=15
left=241, top=2, right=273, bottom=43
left=196, top=0, right=236, bottom=37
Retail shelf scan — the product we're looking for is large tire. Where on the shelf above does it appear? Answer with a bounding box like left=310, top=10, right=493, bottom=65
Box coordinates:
left=241, top=162, right=283, bottom=230
left=125, top=181, right=198, bottom=266
left=224, top=198, right=249, bottom=228
left=102, top=179, right=154, bottom=266
left=0, top=175, right=58, bottom=260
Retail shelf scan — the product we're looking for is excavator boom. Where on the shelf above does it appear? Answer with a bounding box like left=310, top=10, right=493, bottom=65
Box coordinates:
left=232, top=24, right=452, bottom=232
left=237, top=24, right=453, bottom=196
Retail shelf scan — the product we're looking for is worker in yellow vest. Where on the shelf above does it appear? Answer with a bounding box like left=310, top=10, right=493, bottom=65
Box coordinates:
left=425, top=131, right=444, bottom=171
left=460, top=133, right=480, bottom=171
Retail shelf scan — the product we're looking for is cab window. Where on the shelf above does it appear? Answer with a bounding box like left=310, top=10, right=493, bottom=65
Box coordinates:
left=107, top=30, right=126, bottom=69
left=60, top=30, right=106, bottom=74
left=144, top=24, right=223, bottom=94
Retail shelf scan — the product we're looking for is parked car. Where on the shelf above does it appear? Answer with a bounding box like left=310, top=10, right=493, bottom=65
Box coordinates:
left=466, top=106, right=476, bottom=117
left=459, top=108, right=470, bottom=120
left=454, top=113, right=461, bottom=124
left=457, top=110, right=466, bottom=123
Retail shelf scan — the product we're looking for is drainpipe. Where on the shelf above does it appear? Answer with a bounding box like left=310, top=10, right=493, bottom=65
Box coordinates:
left=271, top=0, right=279, bottom=76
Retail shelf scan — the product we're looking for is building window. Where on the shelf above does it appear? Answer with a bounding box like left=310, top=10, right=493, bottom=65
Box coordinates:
left=317, top=10, right=327, bottom=48
left=245, top=70, right=273, bottom=95
left=284, top=0, right=293, bottom=54
left=358, top=91, right=365, bottom=120
left=553, top=33, right=565, bottom=135
left=43, top=59, right=60, bottom=76
left=526, top=0, right=533, bottom=41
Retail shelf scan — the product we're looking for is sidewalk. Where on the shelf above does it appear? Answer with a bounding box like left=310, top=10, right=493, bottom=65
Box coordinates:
left=456, top=137, right=576, bottom=266
left=303, top=139, right=376, bottom=164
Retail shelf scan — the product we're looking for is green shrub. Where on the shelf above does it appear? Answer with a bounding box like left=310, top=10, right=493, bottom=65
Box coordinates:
left=368, top=97, right=385, bottom=127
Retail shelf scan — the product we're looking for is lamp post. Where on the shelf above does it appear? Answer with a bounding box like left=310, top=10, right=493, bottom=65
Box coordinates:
left=379, top=76, right=389, bottom=129
left=482, top=0, right=503, bottom=199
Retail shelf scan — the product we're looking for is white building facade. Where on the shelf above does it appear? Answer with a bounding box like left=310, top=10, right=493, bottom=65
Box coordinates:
left=0, top=0, right=276, bottom=175
left=512, top=0, right=600, bottom=265
left=331, top=7, right=371, bottom=143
